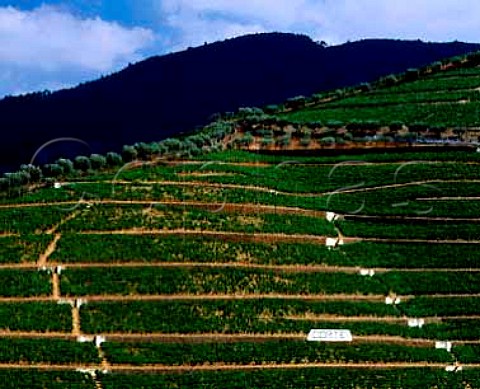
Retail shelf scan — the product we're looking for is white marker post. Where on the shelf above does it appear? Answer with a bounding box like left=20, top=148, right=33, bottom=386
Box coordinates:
left=436, top=341, right=452, bottom=353
left=307, top=329, right=353, bottom=342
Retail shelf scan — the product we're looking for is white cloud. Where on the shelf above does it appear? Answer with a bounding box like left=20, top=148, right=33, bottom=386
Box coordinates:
left=0, top=5, right=154, bottom=71
left=0, top=4, right=155, bottom=97
left=156, top=0, right=480, bottom=49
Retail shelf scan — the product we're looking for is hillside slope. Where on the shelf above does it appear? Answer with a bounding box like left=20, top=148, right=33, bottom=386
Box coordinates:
left=2, top=148, right=480, bottom=386
left=1, top=33, right=480, bottom=171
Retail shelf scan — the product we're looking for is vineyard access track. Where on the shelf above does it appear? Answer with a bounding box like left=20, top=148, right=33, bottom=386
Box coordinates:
left=0, top=200, right=325, bottom=218
left=4, top=291, right=480, bottom=304
left=161, top=159, right=480, bottom=167
left=0, top=331, right=479, bottom=346
left=80, top=229, right=480, bottom=245
left=29, top=262, right=480, bottom=274
left=62, top=178, right=480, bottom=198
left=0, top=361, right=478, bottom=373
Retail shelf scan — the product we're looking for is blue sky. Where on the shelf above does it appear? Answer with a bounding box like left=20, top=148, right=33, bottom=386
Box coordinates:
left=1, top=0, right=479, bottom=96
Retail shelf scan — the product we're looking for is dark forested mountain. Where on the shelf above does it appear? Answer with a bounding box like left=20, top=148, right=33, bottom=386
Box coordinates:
left=2, top=32, right=480, bottom=170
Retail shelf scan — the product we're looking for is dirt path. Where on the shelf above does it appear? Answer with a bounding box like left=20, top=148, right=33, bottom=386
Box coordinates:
left=37, top=233, right=61, bottom=267
left=0, top=200, right=325, bottom=218
left=8, top=196, right=480, bottom=224
left=345, top=214, right=480, bottom=222
left=6, top=290, right=480, bottom=304
left=417, top=196, right=480, bottom=201
left=38, top=209, right=80, bottom=266
left=67, top=178, right=480, bottom=200
left=80, top=229, right=334, bottom=244
left=0, top=293, right=390, bottom=303
left=71, top=306, right=81, bottom=336
left=414, top=293, right=480, bottom=299
left=283, top=314, right=425, bottom=323
left=80, top=229, right=363, bottom=245
left=98, top=346, right=110, bottom=372
left=0, top=361, right=474, bottom=372
left=45, top=209, right=81, bottom=235
left=0, top=330, right=479, bottom=345
left=0, top=330, right=74, bottom=339
left=165, top=159, right=480, bottom=168
left=69, top=293, right=394, bottom=302
left=0, top=233, right=19, bottom=237
left=52, top=272, right=60, bottom=299
left=106, top=361, right=480, bottom=372
left=0, top=260, right=478, bottom=274
left=52, top=262, right=365, bottom=273
left=80, top=228, right=480, bottom=245
left=107, top=333, right=435, bottom=346
left=321, top=179, right=480, bottom=196
left=362, top=237, right=480, bottom=244
left=43, top=261, right=480, bottom=274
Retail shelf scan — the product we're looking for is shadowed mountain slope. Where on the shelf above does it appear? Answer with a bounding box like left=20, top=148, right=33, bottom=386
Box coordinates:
left=1, top=32, right=480, bottom=170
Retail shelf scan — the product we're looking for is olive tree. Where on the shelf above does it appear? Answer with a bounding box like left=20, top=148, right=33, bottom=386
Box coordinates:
left=89, top=154, right=107, bottom=170
left=106, top=152, right=123, bottom=167
left=74, top=156, right=91, bottom=171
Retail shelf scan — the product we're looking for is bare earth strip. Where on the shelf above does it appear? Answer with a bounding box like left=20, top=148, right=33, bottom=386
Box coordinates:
left=0, top=200, right=325, bottom=218
left=344, top=214, right=480, bottom=222
left=9, top=178, right=473, bottom=206
left=0, top=294, right=390, bottom=303
left=45, top=209, right=81, bottom=235
left=105, top=362, right=480, bottom=372
left=37, top=209, right=81, bottom=266
left=322, top=179, right=480, bottom=196
left=80, top=228, right=480, bottom=245
left=51, top=273, right=60, bottom=299
left=43, top=262, right=480, bottom=274
left=0, top=362, right=477, bottom=372
left=417, top=196, right=480, bottom=201
left=37, top=233, right=61, bottom=267
left=6, top=291, right=480, bottom=304
left=52, top=262, right=368, bottom=273
left=70, top=293, right=393, bottom=302
left=0, top=261, right=479, bottom=274
left=161, top=159, right=480, bottom=167
left=56, top=178, right=480, bottom=200
left=80, top=230, right=346, bottom=245
left=0, top=331, right=480, bottom=346
left=362, top=237, right=480, bottom=244
left=71, top=306, right=81, bottom=336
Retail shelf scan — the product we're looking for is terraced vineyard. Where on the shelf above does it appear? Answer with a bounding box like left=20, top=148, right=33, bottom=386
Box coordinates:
left=280, top=64, right=480, bottom=127
left=3, top=149, right=480, bottom=388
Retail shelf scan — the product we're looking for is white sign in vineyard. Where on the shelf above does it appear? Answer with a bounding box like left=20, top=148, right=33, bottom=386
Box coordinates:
left=436, top=341, right=452, bottom=352
left=307, top=329, right=353, bottom=342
